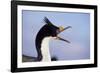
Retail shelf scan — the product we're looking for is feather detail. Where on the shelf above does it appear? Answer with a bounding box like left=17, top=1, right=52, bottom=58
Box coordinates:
left=44, top=17, right=53, bottom=25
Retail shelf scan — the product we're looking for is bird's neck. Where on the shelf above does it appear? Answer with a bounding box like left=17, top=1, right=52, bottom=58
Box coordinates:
left=41, top=37, right=52, bottom=61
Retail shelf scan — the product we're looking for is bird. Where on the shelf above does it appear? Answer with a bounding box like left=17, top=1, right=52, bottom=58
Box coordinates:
left=35, top=17, right=72, bottom=62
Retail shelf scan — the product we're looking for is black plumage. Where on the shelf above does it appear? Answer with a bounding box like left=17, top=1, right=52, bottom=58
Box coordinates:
left=35, top=17, right=59, bottom=61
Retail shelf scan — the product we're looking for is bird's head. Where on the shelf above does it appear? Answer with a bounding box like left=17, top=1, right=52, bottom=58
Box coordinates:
left=44, top=17, right=72, bottom=43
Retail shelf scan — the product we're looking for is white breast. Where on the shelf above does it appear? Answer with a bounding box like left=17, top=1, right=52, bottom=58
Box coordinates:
left=41, top=37, right=52, bottom=62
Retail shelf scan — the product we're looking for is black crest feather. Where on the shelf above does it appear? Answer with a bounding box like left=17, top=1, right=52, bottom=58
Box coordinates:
left=44, top=17, right=53, bottom=25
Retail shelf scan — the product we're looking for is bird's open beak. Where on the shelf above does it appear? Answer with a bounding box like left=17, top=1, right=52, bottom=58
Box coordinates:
left=56, top=36, right=70, bottom=43
left=56, top=26, right=72, bottom=43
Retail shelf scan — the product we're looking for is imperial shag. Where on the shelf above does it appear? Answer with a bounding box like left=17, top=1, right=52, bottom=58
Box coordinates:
left=35, top=17, right=71, bottom=61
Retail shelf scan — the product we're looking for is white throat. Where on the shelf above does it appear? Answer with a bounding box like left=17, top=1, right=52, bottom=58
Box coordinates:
left=41, top=37, right=52, bottom=62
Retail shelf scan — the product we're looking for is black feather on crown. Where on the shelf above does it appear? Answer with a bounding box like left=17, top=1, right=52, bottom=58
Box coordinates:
left=44, top=17, right=53, bottom=25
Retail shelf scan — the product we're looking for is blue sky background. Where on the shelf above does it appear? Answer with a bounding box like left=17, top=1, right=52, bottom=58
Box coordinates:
left=22, top=10, right=90, bottom=61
